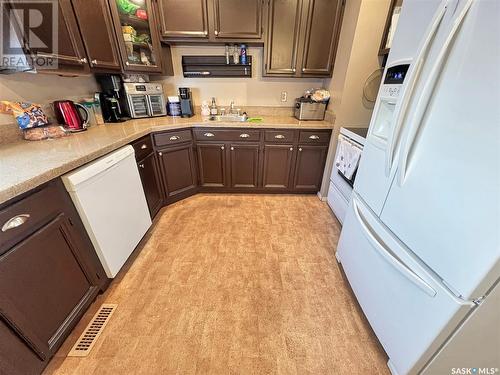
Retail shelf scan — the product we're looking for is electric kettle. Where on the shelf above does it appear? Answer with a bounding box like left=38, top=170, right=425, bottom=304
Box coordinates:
left=53, top=100, right=89, bottom=132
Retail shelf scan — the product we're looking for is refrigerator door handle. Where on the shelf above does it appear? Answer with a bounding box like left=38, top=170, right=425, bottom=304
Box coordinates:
left=384, top=0, right=449, bottom=177
left=352, top=198, right=437, bottom=297
left=396, top=0, right=475, bottom=186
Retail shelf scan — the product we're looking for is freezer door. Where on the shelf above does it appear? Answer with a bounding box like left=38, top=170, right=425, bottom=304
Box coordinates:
left=380, top=0, right=500, bottom=301
left=354, top=0, right=444, bottom=215
left=337, top=195, right=473, bottom=375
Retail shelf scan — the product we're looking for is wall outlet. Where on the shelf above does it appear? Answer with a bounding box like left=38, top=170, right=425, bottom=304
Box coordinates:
left=280, top=91, right=288, bottom=102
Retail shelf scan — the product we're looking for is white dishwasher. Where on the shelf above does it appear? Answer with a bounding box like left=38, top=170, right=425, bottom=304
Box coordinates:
left=62, top=145, right=151, bottom=278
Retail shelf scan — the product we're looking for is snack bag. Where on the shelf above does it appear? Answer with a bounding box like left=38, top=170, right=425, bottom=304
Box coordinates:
left=0, top=101, right=50, bottom=129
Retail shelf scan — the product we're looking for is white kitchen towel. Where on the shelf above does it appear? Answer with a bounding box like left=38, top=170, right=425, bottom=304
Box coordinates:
left=335, top=139, right=362, bottom=180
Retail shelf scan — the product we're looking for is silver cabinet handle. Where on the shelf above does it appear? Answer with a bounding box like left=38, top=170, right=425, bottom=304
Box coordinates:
left=289, top=147, right=293, bottom=151
left=80, top=57, right=87, bottom=64
left=158, top=152, right=163, bottom=156
left=230, top=147, right=234, bottom=151
left=91, top=59, right=97, bottom=64
left=221, top=146, right=225, bottom=150
left=204, top=132, right=215, bottom=137
left=204, top=30, right=208, bottom=36
left=239, top=133, right=250, bottom=138
left=169, top=135, right=180, bottom=141
left=139, top=164, right=145, bottom=169
left=299, top=148, right=303, bottom=152
left=292, top=68, right=296, bottom=73
left=125, top=61, right=130, bottom=66
left=214, top=30, right=219, bottom=36
left=2, top=214, right=30, bottom=232
left=302, top=68, right=305, bottom=72
left=309, top=135, right=320, bottom=140
left=140, top=144, right=148, bottom=149
left=274, top=134, right=285, bottom=139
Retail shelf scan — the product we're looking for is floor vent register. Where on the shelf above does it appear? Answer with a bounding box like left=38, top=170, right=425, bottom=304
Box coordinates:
left=67, top=304, right=117, bottom=357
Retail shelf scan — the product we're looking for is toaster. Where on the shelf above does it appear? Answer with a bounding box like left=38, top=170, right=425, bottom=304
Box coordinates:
left=294, top=98, right=327, bottom=120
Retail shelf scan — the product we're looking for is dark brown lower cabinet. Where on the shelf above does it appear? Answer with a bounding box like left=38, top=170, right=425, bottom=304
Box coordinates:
left=262, top=144, right=295, bottom=190
left=137, top=153, right=163, bottom=218
left=292, top=145, right=328, bottom=191
left=157, top=143, right=198, bottom=204
left=229, top=143, right=260, bottom=189
left=197, top=143, right=228, bottom=188
left=0, top=180, right=107, bottom=375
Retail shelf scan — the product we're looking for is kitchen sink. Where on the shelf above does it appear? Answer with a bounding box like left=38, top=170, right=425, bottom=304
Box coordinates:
left=209, top=114, right=248, bottom=122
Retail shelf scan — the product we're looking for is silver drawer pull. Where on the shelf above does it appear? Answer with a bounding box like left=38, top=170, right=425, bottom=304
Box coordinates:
left=239, top=133, right=250, bottom=138
left=140, top=144, right=148, bottom=149
left=289, top=147, right=293, bottom=151
left=274, top=134, right=285, bottom=139
left=221, top=146, right=225, bottom=150
left=169, top=135, right=180, bottom=141
left=309, top=135, right=320, bottom=140
left=139, top=164, right=145, bottom=169
left=204, top=132, right=215, bottom=137
left=299, top=148, right=303, bottom=152
left=2, top=214, right=30, bottom=232
left=230, top=147, right=234, bottom=151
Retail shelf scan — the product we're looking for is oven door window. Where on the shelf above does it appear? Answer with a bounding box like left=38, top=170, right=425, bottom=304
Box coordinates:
left=129, top=95, right=149, bottom=118
left=148, top=95, right=166, bottom=116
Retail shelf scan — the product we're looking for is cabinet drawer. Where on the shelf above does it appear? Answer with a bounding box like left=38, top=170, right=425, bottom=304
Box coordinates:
left=298, top=130, right=331, bottom=144
left=154, top=129, right=193, bottom=147
left=131, top=135, right=153, bottom=161
left=194, top=129, right=260, bottom=142
left=0, top=184, right=61, bottom=254
left=264, top=130, right=296, bottom=143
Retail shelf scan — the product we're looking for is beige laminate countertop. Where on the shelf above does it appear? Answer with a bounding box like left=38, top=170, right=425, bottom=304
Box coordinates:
left=0, top=115, right=333, bottom=205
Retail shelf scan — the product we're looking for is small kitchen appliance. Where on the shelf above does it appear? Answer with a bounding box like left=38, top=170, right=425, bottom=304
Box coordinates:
left=96, top=74, right=128, bottom=123
left=179, top=87, right=194, bottom=118
left=123, top=82, right=166, bottom=118
left=52, top=100, right=89, bottom=132
left=294, top=97, right=327, bottom=120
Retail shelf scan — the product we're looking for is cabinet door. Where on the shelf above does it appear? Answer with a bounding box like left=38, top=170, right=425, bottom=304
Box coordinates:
left=157, top=0, right=209, bottom=39
left=158, top=144, right=197, bottom=203
left=264, top=0, right=302, bottom=76
left=229, top=143, right=260, bottom=189
left=213, top=0, right=262, bottom=39
left=71, top=0, right=122, bottom=70
left=262, top=144, right=295, bottom=190
left=108, top=0, right=162, bottom=73
left=292, top=145, right=327, bottom=191
left=137, top=153, right=163, bottom=218
left=0, top=214, right=98, bottom=359
left=300, top=0, right=344, bottom=76
left=197, top=143, right=227, bottom=188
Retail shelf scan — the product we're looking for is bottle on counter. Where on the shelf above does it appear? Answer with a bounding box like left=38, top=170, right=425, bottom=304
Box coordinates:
left=225, top=44, right=230, bottom=65
left=201, top=100, right=210, bottom=117
left=240, top=44, right=247, bottom=65
left=232, top=44, right=239, bottom=64
left=210, top=97, right=218, bottom=115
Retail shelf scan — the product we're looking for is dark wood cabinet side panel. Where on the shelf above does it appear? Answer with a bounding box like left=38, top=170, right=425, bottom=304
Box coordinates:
left=138, top=153, right=163, bottom=218
left=158, top=0, right=209, bottom=38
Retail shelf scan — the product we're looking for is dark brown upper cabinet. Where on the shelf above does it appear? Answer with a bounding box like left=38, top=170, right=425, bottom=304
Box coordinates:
left=264, top=0, right=344, bottom=78
left=157, top=0, right=210, bottom=40
left=213, top=0, right=262, bottom=39
left=108, top=0, right=163, bottom=73
left=264, top=0, right=302, bottom=75
left=300, top=0, right=344, bottom=76
left=71, top=0, right=122, bottom=71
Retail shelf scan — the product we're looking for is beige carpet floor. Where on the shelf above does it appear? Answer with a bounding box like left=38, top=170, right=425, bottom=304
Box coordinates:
left=44, top=194, right=388, bottom=375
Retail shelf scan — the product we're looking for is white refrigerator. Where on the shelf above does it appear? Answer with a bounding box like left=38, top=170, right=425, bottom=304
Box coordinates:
left=336, top=1, right=500, bottom=374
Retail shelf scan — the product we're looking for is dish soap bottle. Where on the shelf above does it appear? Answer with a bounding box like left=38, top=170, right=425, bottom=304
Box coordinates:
left=210, top=97, right=218, bottom=116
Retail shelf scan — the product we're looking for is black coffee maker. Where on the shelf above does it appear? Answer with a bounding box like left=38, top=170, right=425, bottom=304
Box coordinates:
left=179, top=87, right=194, bottom=118
left=96, top=75, right=128, bottom=123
